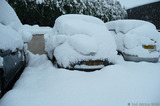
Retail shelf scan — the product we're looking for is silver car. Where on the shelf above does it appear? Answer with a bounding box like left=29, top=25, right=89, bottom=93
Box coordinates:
left=105, top=20, right=160, bottom=63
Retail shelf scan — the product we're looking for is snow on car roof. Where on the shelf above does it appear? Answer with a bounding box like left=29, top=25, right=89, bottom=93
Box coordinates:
left=0, top=0, right=22, bottom=31
left=0, top=0, right=33, bottom=44
left=105, top=19, right=154, bottom=34
left=0, top=24, right=23, bottom=51
left=53, top=14, right=105, bottom=36
left=105, top=19, right=160, bottom=40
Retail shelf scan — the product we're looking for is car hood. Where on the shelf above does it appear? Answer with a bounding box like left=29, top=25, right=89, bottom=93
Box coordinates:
left=68, top=34, right=98, bottom=56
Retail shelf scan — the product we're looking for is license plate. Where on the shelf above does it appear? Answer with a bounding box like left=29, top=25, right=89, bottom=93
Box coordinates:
left=143, top=45, right=155, bottom=49
left=83, top=61, right=103, bottom=66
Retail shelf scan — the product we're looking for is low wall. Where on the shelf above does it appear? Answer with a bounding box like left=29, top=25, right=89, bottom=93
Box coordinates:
left=27, top=34, right=47, bottom=54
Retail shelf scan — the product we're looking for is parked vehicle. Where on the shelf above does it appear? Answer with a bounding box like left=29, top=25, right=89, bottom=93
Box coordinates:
left=0, top=24, right=28, bottom=98
left=105, top=20, right=160, bottom=63
left=45, top=14, right=117, bottom=70
left=0, top=49, right=27, bottom=98
left=0, top=0, right=31, bottom=98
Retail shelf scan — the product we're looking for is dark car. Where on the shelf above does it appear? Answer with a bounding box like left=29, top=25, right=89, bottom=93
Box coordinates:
left=0, top=48, right=27, bottom=98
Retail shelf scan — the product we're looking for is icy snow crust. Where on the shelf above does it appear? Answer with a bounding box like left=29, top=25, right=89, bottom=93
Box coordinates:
left=105, top=20, right=160, bottom=58
left=45, top=14, right=117, bottom=68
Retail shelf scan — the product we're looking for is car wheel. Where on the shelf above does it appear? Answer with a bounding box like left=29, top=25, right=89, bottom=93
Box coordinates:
left=117, top=51, right=125, bottom=58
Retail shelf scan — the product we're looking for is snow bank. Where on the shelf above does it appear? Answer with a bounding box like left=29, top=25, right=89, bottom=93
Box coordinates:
left=0, top=53, right=160, bottom=106
left=0, top=24, right=23, bottom=51
left=45, top=14, right=117, bottom=67
left=106, top=20, right=160, bottom=58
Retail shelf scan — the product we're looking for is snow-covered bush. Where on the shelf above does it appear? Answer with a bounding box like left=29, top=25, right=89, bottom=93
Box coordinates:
left=45, top=14, right=117, bottom=68
left=105, top=20, right=160, bottom=59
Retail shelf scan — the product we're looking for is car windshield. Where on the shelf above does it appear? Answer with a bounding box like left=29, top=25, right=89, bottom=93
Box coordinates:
left=0, top=49, right=12, bottom=57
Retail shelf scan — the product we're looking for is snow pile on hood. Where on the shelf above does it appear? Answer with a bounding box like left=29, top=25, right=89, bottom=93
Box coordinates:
left=0, top=0, right=32, bottom=43
left=0, top=24, right=23, bottom=51
left=45, top=14, right=117, bottom=68
left=105, top=20, right=160, bottom=58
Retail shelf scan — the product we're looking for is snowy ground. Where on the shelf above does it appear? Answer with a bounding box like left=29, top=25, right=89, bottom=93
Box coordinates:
left=0, top=53, right=160, bottom=106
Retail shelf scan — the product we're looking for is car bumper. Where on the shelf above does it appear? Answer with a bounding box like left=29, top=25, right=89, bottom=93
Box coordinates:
left=123, top=53, right=159, bottom=63
left=57, top=59, right=113, bottom=71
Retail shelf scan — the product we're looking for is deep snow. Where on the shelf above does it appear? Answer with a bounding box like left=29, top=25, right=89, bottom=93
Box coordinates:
left=0, top=53, right=160, bottom=106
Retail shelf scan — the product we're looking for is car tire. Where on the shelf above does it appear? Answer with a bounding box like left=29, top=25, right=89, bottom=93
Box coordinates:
left=117, top=51, right=125, bottom=58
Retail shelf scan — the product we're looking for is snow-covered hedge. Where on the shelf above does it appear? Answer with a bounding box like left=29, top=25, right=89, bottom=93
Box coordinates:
left=45, top=14, right=117, bottom=68
left=7, top=0, right=127, bottom=26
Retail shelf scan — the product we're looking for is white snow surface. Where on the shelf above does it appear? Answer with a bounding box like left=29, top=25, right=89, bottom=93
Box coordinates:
left=105, top=20, right=160, bottom=58
left=0, top=53, right=160, bottom=106
left=22, top=24, right=52, bottom=35
left=45, top=14, right=117, bottom=68
left=0, top=24, right=23, bottom=51
left=0, top=0, right=32, bottom=47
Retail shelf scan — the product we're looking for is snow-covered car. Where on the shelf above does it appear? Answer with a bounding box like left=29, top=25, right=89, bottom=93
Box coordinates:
left=45, top=14, right=117, bottom=70
left=0, top=0, right=31, bottom=98
left=0, top=24, right=28, bottom=98
left=105, top=20, right=160, bottom=63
